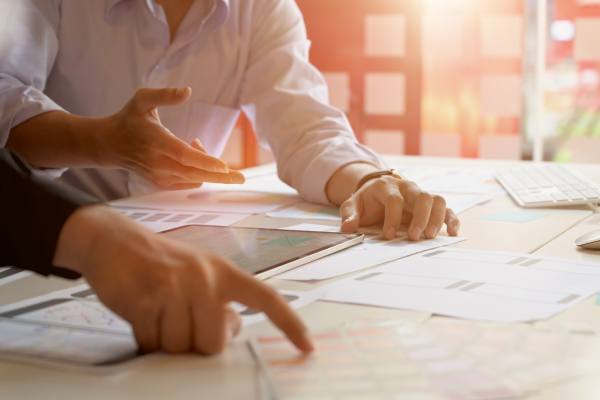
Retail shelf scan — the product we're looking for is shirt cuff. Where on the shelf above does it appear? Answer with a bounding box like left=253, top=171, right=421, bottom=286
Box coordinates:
left=5, top=87, right=68, bottom=178
left=10, top=85, right=65, bottom=131
left=296, top=138, right=387, bottom=205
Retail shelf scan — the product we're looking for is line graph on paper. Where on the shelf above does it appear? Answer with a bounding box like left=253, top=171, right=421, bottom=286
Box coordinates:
left=0, top=318, right=137, bottom=366
left=11, top=299, right=131, bottom=334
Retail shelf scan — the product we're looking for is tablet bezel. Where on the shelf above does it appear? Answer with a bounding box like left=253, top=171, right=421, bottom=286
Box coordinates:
left=160, top=225, right=364, bottom=280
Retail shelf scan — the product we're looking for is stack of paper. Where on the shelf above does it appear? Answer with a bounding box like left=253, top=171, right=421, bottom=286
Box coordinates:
left=277, top=235, right=466, bottom=281
left=320, top=248, right=600, bottom=322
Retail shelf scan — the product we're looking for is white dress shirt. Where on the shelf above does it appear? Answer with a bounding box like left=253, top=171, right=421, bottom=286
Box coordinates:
left=0, top=0, right=384, bottom=203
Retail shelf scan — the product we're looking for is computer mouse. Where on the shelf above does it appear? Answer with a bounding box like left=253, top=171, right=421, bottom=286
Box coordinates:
left=575, top=230, right=600, bottom=250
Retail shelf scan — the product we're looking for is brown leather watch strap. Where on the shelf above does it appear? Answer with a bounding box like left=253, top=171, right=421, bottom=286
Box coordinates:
left=355, top=169, right=403, bottom=192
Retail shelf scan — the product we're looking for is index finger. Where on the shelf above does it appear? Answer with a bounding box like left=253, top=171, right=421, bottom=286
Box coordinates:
left=340, top=196, right=362, bottom=233
left=160, top=133, right=229, bottom=173
left=223, top=267, right=314, bottom=353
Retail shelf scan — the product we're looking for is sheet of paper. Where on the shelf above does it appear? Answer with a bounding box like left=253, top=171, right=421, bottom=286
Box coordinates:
left=110, top=188, right=299, bottom=215
left=482, top=210, right=550, bottom=223
left=320, top=248, right=600, bottom=322
left=0, top=267, right=31, bottom=287
left=256, top=318, right=600, bottom=399
left=397, top=166, right=505, bottom=196
left=232, top=289, right=322, bottom=327
left=277, top=236, right=466, bottom=281
left=441, top=193, right=492, bottom=214
left=112, top=206, right=249, bottom=232
left=266, top=202, right=340, bottom=221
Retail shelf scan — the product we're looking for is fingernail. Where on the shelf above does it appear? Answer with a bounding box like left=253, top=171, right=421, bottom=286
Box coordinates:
left=409, top=228, right=422, bottom=240
left=425, top=226, right=437, bottom=238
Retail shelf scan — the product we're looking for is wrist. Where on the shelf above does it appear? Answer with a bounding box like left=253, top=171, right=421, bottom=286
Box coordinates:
left=52, top=205, right=107, bottom=275
left=65, top=114, right=115, bottom=167
left=355, top=169, right=403, bottom=192
left=326, top=162, right=379, bottom=206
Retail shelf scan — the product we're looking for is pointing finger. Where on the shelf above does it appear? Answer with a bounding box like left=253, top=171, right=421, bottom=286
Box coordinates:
left=223, top=265, right=313, bottom=353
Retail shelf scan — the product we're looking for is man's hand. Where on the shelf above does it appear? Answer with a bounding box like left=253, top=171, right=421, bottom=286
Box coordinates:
left=340, top=175, right=460, bottom=240
left=104, top=87, right=244, bottom=190
left=53, top=205, right=313, bottom=355
left=8, top=87, right=244, bottom=190
left=327, top=163, right=460, bottom=240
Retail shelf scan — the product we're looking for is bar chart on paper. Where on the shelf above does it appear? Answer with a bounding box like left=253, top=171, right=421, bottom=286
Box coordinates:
left=112, top=206, right=249, bottom=232
left=257, top=318, right=600, bottom=400
left=320, top=248, right=600, bottom=321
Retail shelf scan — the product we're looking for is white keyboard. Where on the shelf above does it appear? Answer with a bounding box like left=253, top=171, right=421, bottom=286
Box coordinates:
left=496, top=165, right=600, bottom=208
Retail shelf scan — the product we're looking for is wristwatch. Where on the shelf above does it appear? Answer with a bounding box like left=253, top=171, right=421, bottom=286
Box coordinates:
left=355, top=169, right=403, bottom=192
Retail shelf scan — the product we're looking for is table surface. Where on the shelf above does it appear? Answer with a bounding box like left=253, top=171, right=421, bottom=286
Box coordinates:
left=2, top=155, right=600, bottom=399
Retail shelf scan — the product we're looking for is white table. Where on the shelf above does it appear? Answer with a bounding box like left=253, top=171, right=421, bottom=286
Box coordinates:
left=1, top=156, right=600, bottom=399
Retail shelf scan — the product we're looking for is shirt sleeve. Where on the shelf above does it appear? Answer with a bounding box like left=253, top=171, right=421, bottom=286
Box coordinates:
left=0, top=0, right=65, bottom=147
left=0, top=149, right=98, bottom=279
left=239, top=0, right=386, bottom=205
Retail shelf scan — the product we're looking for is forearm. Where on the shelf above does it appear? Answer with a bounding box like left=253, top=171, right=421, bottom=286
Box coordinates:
left=326, top=162, right=379, bottom=206
left=0, top=149, right=97, bottom=277
left=7, top=110, right=111, bottom=169
left=53, top=205, right=112, bottom=275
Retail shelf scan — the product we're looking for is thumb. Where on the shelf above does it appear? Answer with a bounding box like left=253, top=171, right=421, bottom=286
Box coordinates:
left=340, top=195, right=362, bottom=233
left=133, top=87, right=191, bottom=112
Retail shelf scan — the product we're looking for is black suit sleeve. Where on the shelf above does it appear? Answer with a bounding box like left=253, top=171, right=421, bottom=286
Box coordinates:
left=0, top=149, right=98, bottom=279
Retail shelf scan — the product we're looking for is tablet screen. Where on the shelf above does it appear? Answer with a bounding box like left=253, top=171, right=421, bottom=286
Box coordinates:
left=161, top=225, right=361, bottom=275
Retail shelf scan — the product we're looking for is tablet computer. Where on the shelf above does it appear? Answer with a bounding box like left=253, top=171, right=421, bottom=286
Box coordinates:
left=161, top=225, right=364, bottom=279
